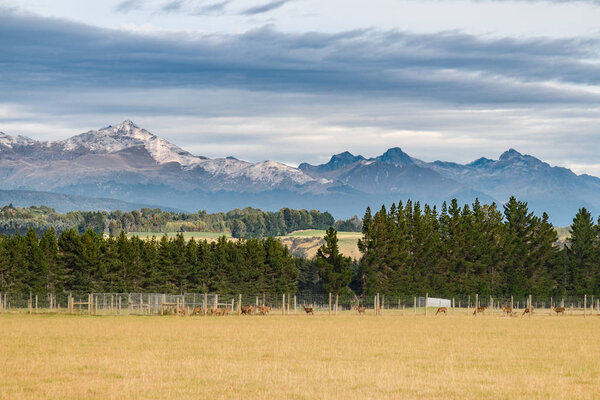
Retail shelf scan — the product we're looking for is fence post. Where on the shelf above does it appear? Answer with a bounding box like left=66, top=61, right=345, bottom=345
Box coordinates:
left=328, top=293, right=332, bottom=315
left=425, top=293, right=428, bottom=317
left=474, top=294, right=478, bottom=317
left=335, top=294, right=339, bottom=315
left=282, top=294, right=286, bottom=315
left=414, top=296, right=416, bottom=315
left=467, top=295, right=470, bottom=316
left=452, top=297, right=455, bottom=314
left=294, top=295, right=297, bottom=314
left=584, top=294, right=587, bottom=319
left=263, top=293, right=265, bottom=307
left=528, top=294, right=532, bottom=319
left=238, top=294, right=242, bottom=316
left=490, top=296, right=493, bottom=316
left=29, top=292, right=32, bottom=314
left=0, top=292, right=3, bottom=313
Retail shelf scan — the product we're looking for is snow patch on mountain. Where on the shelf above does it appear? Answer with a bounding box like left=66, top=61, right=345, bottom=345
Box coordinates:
left=0, top=132, right=37, bottom=148
left=231, top=160, right=318, bottom=186
left=56, top=120, right=204, bottom=166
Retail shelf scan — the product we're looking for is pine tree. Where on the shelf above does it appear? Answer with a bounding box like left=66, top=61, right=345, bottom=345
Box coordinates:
left=315, top=228, right=352, bottom=295
left=566, top=208, right=597, bottom=294
left=40, top=228, right=63, bottom=294
left=25, top=228, right=48, bottom=295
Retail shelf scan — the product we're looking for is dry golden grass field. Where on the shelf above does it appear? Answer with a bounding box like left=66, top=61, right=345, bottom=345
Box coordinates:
left=1, top=311, right=600, bottom=399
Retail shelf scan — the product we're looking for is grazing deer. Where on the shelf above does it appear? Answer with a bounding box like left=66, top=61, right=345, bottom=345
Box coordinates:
left=502, top=306, right=513, bottom=316
left=258, top=306, right=271, bottom=315
left=302, top=305, right=314, bottom=315
left=210, top=307, right=224, bottom=316
left=473, top=306, right=486, bottom=315
left=354, top=305, right=366, bottom=315
left=241, top=306, right=255, bottom=315
left=552, top=306, right=566, bottom=316
left=435, top=307, right=447, bottom=315
left=522, top=306, right=534, bottom=316
left=222, top=308, right=230, bottom=316
left=173, top=306, right=186, bottom=316
left=191, top=307, right=203, bottom=315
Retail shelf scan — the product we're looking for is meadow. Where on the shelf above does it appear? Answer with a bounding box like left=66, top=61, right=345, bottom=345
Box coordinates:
left=127, top=229, right=362, bottom=258
left=1, top=311, right=599, bottom=399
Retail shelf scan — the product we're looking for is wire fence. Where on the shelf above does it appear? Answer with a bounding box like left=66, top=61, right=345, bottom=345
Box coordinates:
left=1, top=292, right=599, bottom=317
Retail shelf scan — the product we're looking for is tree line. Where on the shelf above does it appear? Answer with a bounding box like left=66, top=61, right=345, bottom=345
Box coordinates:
left=354, top=197, right=600, bottom=297
left=0, top=229, right=297, bottom=295
left=2, top=197, right=600, bottom=297
left=0, top=204, right=361, bottom=238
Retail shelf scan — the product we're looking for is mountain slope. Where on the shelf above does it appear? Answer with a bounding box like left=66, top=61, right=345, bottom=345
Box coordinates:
left=0, top=189, right=174, bottom=214
left=0, top=121, right=599, bottom=225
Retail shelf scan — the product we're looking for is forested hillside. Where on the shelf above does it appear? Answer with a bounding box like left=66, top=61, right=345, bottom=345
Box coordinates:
left=0, top=229, right=298, bottom=295
left=2, top=197, right=600, bottom=297
left=0, top=204, right=361, bottom=238
left=356, top=197, right=599, bottom=297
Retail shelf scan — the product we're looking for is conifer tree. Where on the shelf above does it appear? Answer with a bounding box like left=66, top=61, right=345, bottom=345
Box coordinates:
left=316, top=228, right=352, bottom=294
left=566, top=208, right=597, bottom=294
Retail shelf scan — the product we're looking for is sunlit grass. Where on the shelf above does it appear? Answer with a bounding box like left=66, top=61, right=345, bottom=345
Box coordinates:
left=1, top=312, right=599, bottom=399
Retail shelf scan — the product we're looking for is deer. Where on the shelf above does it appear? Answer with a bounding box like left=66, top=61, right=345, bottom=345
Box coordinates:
left=552, top=306, right=566, bottom=316
left=302, top=305, right=314, bottom=315
left=435, top=307, right=447, bottom=315
left=473, top=306, right=486, bottom=315
left=209, top=307, right=224, bottom=316
left=522, top=306, right=534, bottom=316
left=191, top=307, right=203, bottom=315
left=173, top=306, right=186, bottom=316
left=241, top=306, right=255, bottom=315
left=258, top=306, right=271, bottom=315
left=502, top=306, right=513, bottom=316
left=222, top=308, right=231, bottom=316
left=354, top=305, right=366, bottom=315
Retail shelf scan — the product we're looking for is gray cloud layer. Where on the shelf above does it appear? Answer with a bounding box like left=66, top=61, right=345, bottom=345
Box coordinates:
left=2, top=9, right=600, bottom=172
left=1, top=10, right=599, bottom=107
left=241, top=0, right=291, bottom=15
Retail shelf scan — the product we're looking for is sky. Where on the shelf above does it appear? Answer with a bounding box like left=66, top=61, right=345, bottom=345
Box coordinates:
left=1, top=0, right=600, bottom=174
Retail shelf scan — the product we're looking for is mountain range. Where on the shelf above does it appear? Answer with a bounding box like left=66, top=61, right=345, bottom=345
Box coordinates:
left=0, top=120, right=597, bottom=225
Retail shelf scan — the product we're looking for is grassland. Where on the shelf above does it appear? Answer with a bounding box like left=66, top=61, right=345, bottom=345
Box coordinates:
left=127, top=231, right=231, bottom=240
left=126, top=229, right=362, bottom=259
left=126, top=227, right=571, bottom=259
left=277, top=229, right=362, bottom=259
left=1, top=312, right=599, bottom=399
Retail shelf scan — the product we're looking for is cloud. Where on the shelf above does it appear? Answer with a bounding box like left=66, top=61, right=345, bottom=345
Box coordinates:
left=1, top=10, right=599, bottom=107
left=161, top=0, right=185, bottom=12
left=114, top=0, right=143, bottom=13
left=2, top=9, right=600, bottom=170
left=197, top=0, right=232, bottom=14
left=241, top=0, right=290, bottom=15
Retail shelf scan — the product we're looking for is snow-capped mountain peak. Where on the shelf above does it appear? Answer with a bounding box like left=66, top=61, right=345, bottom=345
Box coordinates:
left=56, top=120, right=203, bottom=166
left=0, top=132, right=37, bottom=148
left=231, top=160, right=318, bottom=186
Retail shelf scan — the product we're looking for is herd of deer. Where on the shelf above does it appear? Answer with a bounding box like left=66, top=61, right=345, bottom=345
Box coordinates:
left=170, top=303, right=569, bottom=316
left=300, top=304, right=367, bottom=315
left=170, top=305, right=272, bottom=316
left=433, top=305, right=567, bottom=316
